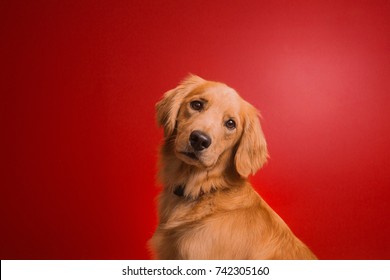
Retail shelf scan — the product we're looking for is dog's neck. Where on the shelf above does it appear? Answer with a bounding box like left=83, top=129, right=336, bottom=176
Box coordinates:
left=173, top=184, right=211, bottom=198
left=160, top=150, right=243, bottom=200
left=173, top=185, right=185, bottom=197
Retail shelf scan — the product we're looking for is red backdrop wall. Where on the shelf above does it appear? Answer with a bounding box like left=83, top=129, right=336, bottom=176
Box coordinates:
left=1, top=0, right=389, bottom=259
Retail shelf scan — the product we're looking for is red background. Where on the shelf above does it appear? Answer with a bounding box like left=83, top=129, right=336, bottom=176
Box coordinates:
left=1, top=0, right=389, bottom=259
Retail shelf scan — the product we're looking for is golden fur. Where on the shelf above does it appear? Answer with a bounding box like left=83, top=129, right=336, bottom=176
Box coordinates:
left=149, top=75, right=317, bottom=259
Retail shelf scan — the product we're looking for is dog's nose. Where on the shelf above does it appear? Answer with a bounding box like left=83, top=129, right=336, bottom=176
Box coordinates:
left=190, top=130, right=211, bottom=151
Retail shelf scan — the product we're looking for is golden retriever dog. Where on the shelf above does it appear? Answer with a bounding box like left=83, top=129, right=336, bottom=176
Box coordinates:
left=149, top=75, right=317, bottom=259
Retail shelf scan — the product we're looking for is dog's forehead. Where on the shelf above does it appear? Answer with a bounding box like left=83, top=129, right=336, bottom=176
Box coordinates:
left=188, top=82, right=242, bottom=108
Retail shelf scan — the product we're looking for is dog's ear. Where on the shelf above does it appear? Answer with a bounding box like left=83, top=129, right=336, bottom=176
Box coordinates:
left=156, top=74, right=204, bottom=137
left=235, top=102, right=269, bottom=178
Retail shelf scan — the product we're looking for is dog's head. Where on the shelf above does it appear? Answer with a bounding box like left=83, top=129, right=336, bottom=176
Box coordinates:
left=156, top=75, right=268, bottom=178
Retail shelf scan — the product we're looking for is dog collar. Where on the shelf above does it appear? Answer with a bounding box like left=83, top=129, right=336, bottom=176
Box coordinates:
left=173, top=185, right=207, bottom=198
left=173, top=185, right=185, bottom=197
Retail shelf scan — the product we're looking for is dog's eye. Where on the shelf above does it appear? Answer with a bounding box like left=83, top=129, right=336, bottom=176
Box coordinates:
left=225, top=119, right=236, bottom=130
left=190, top=100, right=203, bottom=111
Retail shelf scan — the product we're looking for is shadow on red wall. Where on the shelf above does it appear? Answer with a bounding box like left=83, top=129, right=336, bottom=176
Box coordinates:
left=1, top=0, right=389, bottom=259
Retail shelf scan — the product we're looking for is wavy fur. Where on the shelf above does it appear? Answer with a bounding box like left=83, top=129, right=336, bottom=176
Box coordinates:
left=149, top=75, right=316, bottom=259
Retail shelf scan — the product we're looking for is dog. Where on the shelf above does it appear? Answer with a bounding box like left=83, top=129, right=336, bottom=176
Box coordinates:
left=149, top=75, right=317, bottom=259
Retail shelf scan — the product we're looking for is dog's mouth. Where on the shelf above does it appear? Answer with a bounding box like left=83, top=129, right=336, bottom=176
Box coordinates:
left=180, top=151, right=199, bottom=160
left=177, top=150, right=217, bottom=169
